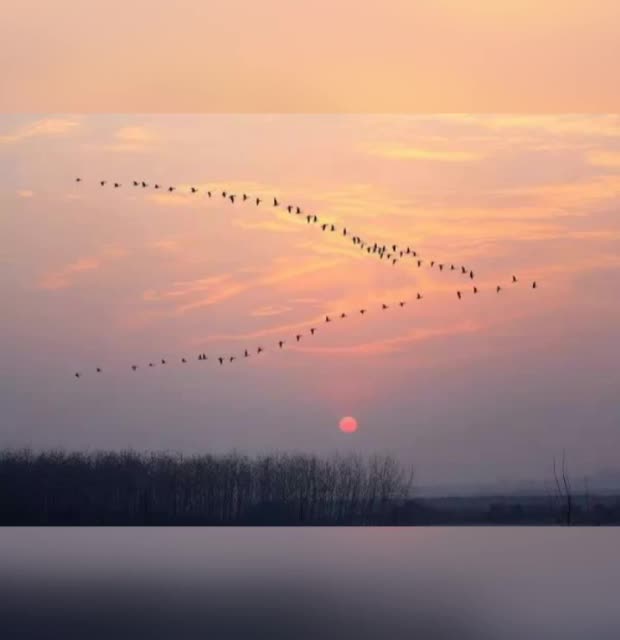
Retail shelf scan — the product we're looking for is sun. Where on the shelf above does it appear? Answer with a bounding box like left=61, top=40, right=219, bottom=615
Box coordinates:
left=339, top=416, right=358, bottom=434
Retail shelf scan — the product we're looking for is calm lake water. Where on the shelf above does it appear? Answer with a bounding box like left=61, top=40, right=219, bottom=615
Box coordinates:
left=1, top=528, right=619, bottom=639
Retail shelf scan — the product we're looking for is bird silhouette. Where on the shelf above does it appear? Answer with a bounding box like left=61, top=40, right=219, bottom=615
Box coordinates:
left=132, top=365, right=137, bottom=371
left=75, top=372, right=80, bottom=378
left=273, top=197, right=279, bottom=206
left=191, top=187, right=197, bottom=193
left=149, top=363, right=154, bottom=367
left=256, top=197, right=261, bottom=205
left=133, top=180, right=139, bottom=186
left=229, top=356, right=236, bottom=363
left=321, top=224, right=328, bottom=231
left=296, top=334, right=302, bottom=342
left=496, top=285, right=502, bottom=293
left=382, top=304, right=389, bottom=310
left=96, top=367, right=101, bottom=373
left=114, top=182, right=121, bottom=188
left=310, top=328, right=316, bottom=335
left=161, top=359, right=166, bottom=365
left=325, top=315, right=331, bottom=323
left=417, top=260, right=422, bottom=267
left=462, top=266, right=467, bottom=274
left=141, top=181, right=147, bottom=188
left=218, top=357, right=224, bottom=365
left=512, top=275, right=518, bottom=283
left=532, top=281, right=537, bottom=289
left=306, top=215, right=312, bottom=223
left=439, top=264, right=444, bottom=271
left=470, top=271, right=474, bottom=279
left=287, top=205, right=293, bottom=213
left=416, top=293, right=422, bottom=300
left=76, top=177, right=81, bottom=182
left=296, top=207, right=301, bottom=214
left=229, top=194, right=235, bottom=203
left=360, top=309, right=367, bottom=315
left=430, top=261, right=435, bottom=267
left=473, top=286, right=478, bottom=294
left=278, top=340, right=285, bottom=348
left=181, top=358, right=187, bottom=363
left=100, top=180, right=106, bottom=186
left=244, top=349, right=249, bottom=357
left=222, top=191, right=227, bottom=197
left=257, top=347, right=264, bottom=354
left=154, top=184, right=160, bottom=189
left=451, top=265, right=455, bottom=271
left=399, top=301, right=406, bottom=307
left=208, top=191, right=212, bottom=197
left=340, top=312, right=347, bottom=319
left=243, top=194, right=248, bottom=201
left=168, top=186, right=175, bottom=192
left=457, top=291, right=462, bottom=299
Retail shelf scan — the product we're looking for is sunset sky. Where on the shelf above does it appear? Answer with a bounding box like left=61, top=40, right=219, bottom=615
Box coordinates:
left=1, top=114, right=619, bottom=491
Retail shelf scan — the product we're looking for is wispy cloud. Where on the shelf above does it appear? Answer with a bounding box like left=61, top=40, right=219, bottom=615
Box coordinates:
left=586, top=150, right=620, bottom=169
left=38, top=246, right=127, bottom=291
left=250, top=304, right=291, bottom=317
left=366, top=143, right=482, bottom=162
left=102, top=125, right=159, bottom=153
left=0, top=118, right=81, bottom=144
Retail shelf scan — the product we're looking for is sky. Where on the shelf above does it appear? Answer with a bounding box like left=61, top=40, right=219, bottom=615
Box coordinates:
left=2, top=1, right=620, bottom=111
left=1, top=114, right=619, bottom=491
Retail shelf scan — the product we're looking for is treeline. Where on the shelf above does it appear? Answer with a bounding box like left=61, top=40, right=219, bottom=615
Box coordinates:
left=0, top=450, right=414, bottom=525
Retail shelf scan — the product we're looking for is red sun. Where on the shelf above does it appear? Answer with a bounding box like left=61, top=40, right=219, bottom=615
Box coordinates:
left=339, top=416, right=358, bottom=434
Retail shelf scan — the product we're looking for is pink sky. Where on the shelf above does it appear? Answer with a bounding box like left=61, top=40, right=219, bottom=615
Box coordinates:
left=1, top=114, right=619, bottom=490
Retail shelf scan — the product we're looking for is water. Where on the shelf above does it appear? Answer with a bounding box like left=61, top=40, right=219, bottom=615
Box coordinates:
left=1, top=528, right=618, bottom=639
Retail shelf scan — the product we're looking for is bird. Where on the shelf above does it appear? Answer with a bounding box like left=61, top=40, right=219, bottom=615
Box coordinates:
left=133, top=180, right=139, bottom=186
left=296, top=207, right=301, bottom=214
left=131, top=365, right=137, bottom=371
left=256, top=197, right=261, bottom=206
left=100, top=180, right=106, bottom=186
left=287, top=205, right=292, bottom=213
left=96, top=367, right=101, bottom=373
left=439, top=264, right=444, bottom=271
left=399, top=301, right=406, bottom=307
left=154, top=184, right=160, bottom=189
left=296, top=334, right=302, bottom=342
left=451, top=265, right=455, bottom=271
left=512, top=275, right=518, bottom=283
left=161, top=359, right=166, bottom=365
left=360, top=309, right=367, bottom=315
left=417, top=260, right=422, bottom=267
left=181, top=358, right=187, bottom=363
left=416, top=293, right=422, bottom=300
left=207, top=191, right=212, bottom=197
left=392, top=259, right=398, bottom=265
left=382, top=304, right=389, bottom=310
left=244, top=349, right=249, bottom=358
left=278, top=340, right=285, bottom=348
left=321, top=224, right=328, bottom=231
left=473, top=286, right=478, bottom=294
left=222, top=191, right=227, bottom=197
left=430, top=261, right=435, bottom=267
left=532, top=281, right=537, bottom=289
left=310, top=328, right=316, bottom=335
left=331, top=225, right=336, bottom=232
left=340, top=312, right=347, bottom=319
left=462, top=266, right=467, bottom=274
left=392, top=244, right=397, bottom=252
left=306, top=215, right=312, bottom=223
left=149, top=363, right=154, bottom=367
left=496, top=285, right=502, bottom=293
left=217, top=357, right=224, bottom=365
left=168, top=186, right=175, bottom=192
left=75, top=372, right=80, bottom=378
left=325, top=315, right=331, bottom=323
left=457, top=291, right=462, bottom=300
left=229, top=194, right=235, bottom=203
left=114, top=182, right=120, bottom=188
left=257, top=347, right=264, bottom=354
left=470, top=271, right=474, bottom=279
left=273, top=197, right=279, bottom=206
left=243, top=194, right=248, bottom=201
left=141, top=181, right=147, bottom=188
left=76, top=177, right=81, bottom=182
left=202, top=353, right=207, bottom=360
left=191, top=187, right=198, bottom=193
left=229, top=356, right=236, bottom=363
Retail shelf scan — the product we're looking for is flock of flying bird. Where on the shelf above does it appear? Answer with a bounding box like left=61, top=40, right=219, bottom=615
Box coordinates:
left=71, top=177, right=537, bottom=379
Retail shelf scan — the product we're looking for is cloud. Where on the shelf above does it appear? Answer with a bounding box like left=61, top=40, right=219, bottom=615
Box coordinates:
left=250, top=305, right=291, bottom=318
left=16, top=190, right=33, bottom=198
left=292, top=321, right=483, bottom=356
left=0, top=118, right=80, bottom=144
left=102, top=125, right=158, bottom=153
left=366, top=144, right=482, bottom=162
left=38, top=245, right=127, bottom=291
left=586, top=150, right=620, bottom=168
